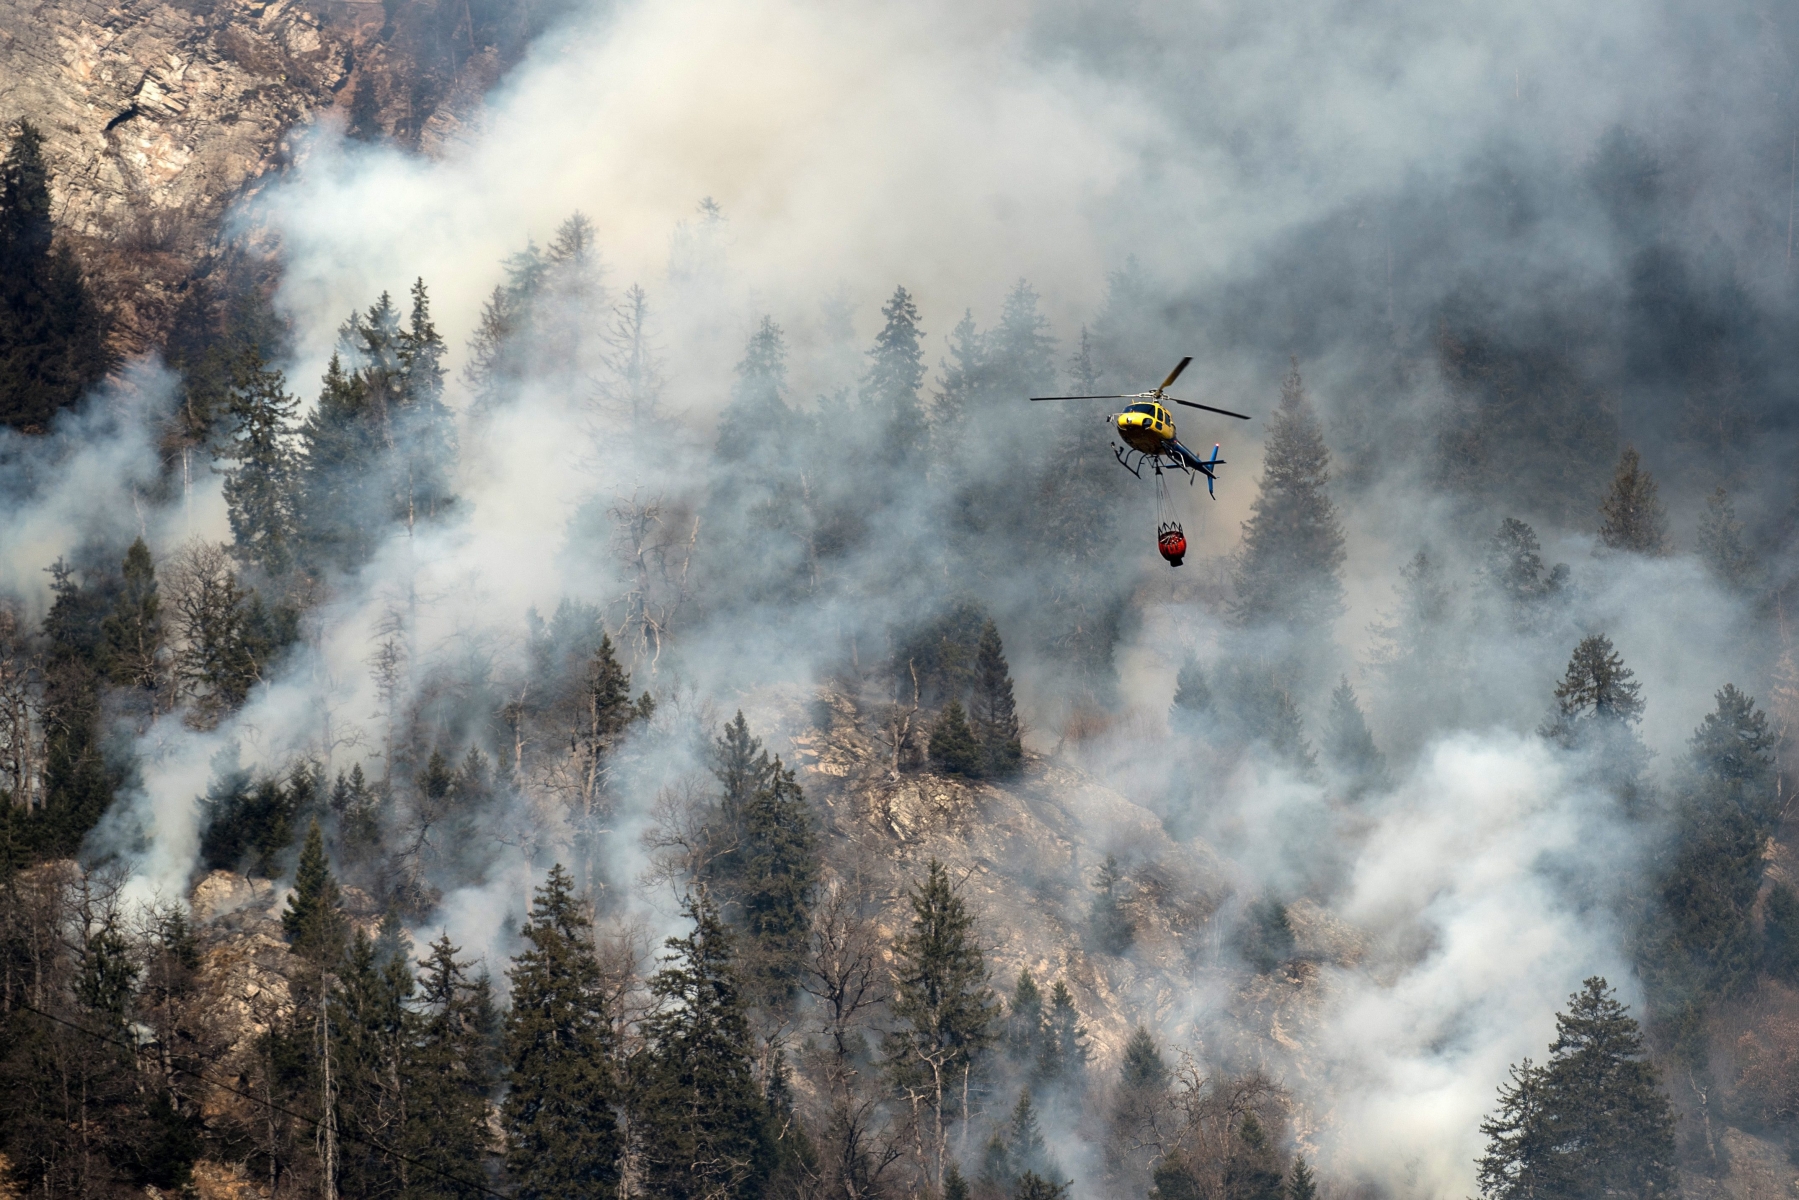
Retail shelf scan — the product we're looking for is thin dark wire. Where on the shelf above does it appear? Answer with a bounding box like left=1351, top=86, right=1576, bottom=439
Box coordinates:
left=14, top=1000, right=509, bottom=1200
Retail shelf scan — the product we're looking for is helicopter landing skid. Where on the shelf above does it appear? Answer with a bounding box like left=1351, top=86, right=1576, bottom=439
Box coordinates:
left=1113, top=444, right=1195, bottom=482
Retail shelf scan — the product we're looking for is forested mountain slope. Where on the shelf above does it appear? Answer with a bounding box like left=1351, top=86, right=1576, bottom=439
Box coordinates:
left=6, top=0, right=1799, bottom=1197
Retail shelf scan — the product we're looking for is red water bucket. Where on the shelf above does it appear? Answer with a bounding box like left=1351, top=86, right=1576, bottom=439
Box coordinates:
left=1157, top=524, right=1187, bottom=567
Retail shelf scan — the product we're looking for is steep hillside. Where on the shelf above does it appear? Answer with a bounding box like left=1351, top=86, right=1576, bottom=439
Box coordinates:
left=0, top=0, right=539, bottom=353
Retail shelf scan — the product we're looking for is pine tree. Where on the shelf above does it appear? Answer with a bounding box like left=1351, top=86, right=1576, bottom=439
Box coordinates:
left=392, top=279, right=458, bottom=530
left=1231, top=360, right=1346, bottom=633
left=282, top=818, right=346, bottom=965
left=1475, top=978, right=1674, bottom=1200
left=1597, top=446, right=1670, bottom=555
left=972, top=620, right=1023, bottom=777
left=931, top=309, right=989, bottom=445
left=1038, top=980, right=1088, bottom=1084
left=987, top=281, right=1056, bottom=397
left=1225, top=1113, right=1286, bottom=1200
left=1644, top=685, right=1780, bottom=1030
left=1286, top=1155, right=1318, bottom=1200
left=862, top=285, right=928, bottom=462
left=1013, top=1172, right=1072, bottom=1200
left=0, top=120, right=111, bottom=431
left=1006, top=1088, right=1051, bottom=1178
left=1151, top=1157, right=1205, bottom=1200
left=705, top=317, right=816, bottom=603
left=330, top=922, right=418, bottom=1199
left=536, top=212, right=607, bottom=375
left=714, top=710, right=777, bottom=823
left=502, top=864, right=621, bottom=1198
left=1541, top=634, right=1651, bottom=803
left=36, top=559, right=118, bottom=854
left=218, top=350, right=300, bottom=579
left=885, top=860, right=999, bottom=1131
left=569, top=633, right=638, bottom=821
left=296, top=284, right=458, bottom=573
left=1120, top=1027, right=1168, bottom=1091
left=1322, top=678, right=1383, bottom=795
left=297, top=351, right=385, bottom=572
left=1485, top=517, right=1569, bottom=628
left=1237, top=896, right=1295, bottom=973
left=463, top=283, right=522, bottom=414
left=1089, top=854, right=1134, bottom=954
left=945, top=1160, right=972, bottom=1200
left=1546, top=634, right=1645, bottom=732
left=404, top=933, right=497, bottom=1197
left=735, top=758, right=819, bottom=1006
left=928, top=699, right=984, bottom=777
left=99, top=538, right=165, bottom=706
left=1697, top=487, right=1754, bottom=591
left=1006, top=970, right=1045, bottom=1065
left=633, top=891, right=773, bottom=1200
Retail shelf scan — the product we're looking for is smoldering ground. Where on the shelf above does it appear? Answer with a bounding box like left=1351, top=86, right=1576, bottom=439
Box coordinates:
left=13, top=0, right=1799, bottom=1194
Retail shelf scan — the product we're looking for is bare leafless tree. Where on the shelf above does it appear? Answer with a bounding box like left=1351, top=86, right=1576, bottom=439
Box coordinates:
left=608, top=491, right=698, bottom=675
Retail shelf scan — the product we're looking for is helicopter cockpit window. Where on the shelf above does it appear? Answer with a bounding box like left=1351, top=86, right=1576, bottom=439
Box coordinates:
left=1126, top=403, right=1157, bottom=416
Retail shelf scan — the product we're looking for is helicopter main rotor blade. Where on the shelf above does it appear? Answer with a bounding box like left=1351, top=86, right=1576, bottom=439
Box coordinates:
left=1157, top=357, right=1193, bottom=392
left=1029, top=395, right=1134, bottom=401
left=1166, top=396, right=1252, bottom=420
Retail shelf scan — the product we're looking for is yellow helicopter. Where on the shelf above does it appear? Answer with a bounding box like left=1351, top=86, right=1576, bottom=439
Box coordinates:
left=1029, top=357, right=1251, bottom=496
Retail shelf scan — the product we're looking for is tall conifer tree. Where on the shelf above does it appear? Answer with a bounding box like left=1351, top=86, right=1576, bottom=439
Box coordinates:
left=1231, top=361, right=1346, bottom=633
left=863, top=285, right=928, bottom=461
left=502, top=864, right=621, bottom=1198
left=0, top=120, right=110, bottom=431
left=885, top=859, right=998, bottom=1159
left=972, top=620, right=1023, bottom=776
left=1597, top=446, right=1670, bottom=555
left=218, top=350, right=300, bottom=579
left=633, top=891, right=773, bottom=1200
left=1476, top=978, right=1674, bottom=1200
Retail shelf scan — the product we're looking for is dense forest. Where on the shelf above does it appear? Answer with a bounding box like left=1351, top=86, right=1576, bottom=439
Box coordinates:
left=4, top=0, right=1799, bottom=1195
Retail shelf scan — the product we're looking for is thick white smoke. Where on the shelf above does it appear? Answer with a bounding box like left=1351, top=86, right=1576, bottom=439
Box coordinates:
left=16, top=0, right=1783, bottom=1195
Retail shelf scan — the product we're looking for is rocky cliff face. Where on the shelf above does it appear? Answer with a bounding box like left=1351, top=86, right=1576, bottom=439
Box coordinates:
left=0, top=0, right=529, bottom=354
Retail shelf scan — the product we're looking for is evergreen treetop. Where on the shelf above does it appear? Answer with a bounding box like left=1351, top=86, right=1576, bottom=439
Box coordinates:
left=1486, top=517, right=1569, bottom=624
left=1225, top=1112, right=1287, bottom=1200
left=1544, top=633, right=1644, bottom=738
left=502, top=862, right=622, bottom=1199
left=1689, top=683, right=1774, bottom=788
left=218, top=350, right=300, bottom=579
left=1231, top=360, right=1346, bottom=632
left=1322, top=677, right=1383, bottom=793
left=1007, top=969, right=1044, bottom=1064
left=1476, top=978, right=1675, bottom=1200
left=633, top=890, right=773, bottom=1200
left=1597, top=446, right=1670, bottom=556
left=863, top=284, right=928, bottom=458
left=886, top=859, right=999, bottom=1100
left=972, top=619, right=1023, bottom=777
left=928, top=699, right=984, bottom=778
left=1287, top=1154, right=1318, bottom=1200
left=0, top=119, right=112, bottom=432
left=1697, top=487, right=1755, bottom=591
left=99, top=539, right=164, bottom=700
left=1119, top=1025, right=1168, bottom=1091
left=282, top=817, right=346, bottom=965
